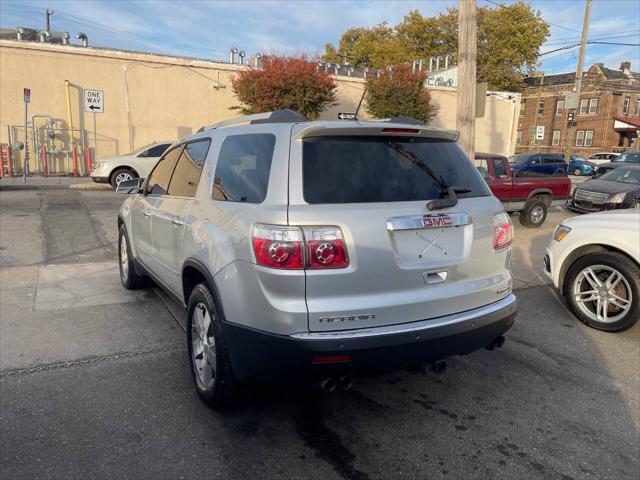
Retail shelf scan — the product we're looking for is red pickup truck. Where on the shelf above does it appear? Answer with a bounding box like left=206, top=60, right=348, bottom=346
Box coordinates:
left=475, top=153, right=572, bottom=227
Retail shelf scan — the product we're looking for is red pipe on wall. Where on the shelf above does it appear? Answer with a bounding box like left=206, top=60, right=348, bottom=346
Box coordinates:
left=71, top=146, right=79, bottom=177
left=84, top=146, right=92, bottom=177
left=0, top=145, right=4, bottom=178
left=41, top=145, right=48, bottom=177
left=6, top=145, right=13, bottom=177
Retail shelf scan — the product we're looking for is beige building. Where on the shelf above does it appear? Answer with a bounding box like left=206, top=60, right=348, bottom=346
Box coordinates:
left=0, top=39, right=519, bottom=174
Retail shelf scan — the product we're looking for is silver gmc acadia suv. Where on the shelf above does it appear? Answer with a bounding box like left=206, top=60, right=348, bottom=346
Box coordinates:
left=116, top=110, right=517, bottom=409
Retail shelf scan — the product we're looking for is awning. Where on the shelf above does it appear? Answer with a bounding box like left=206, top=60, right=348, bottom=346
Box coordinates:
left=613, top=115, right=640, bottom=132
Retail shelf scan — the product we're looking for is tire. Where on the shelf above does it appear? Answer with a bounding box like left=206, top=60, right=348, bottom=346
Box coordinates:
left=110, top=168, right=136, bottom=189
left=519, top=199, right=547, bottom=228
left=118, top=225, right=148, bottom=289
left=631, top=200, right=640, bottom=209
left=574, top=168, right=582, bottom=176
left=564, top=253, right=640, bottom=332
left=553, top=170, right=566, bottom=177
left=186, top=283, right=238, bottom=409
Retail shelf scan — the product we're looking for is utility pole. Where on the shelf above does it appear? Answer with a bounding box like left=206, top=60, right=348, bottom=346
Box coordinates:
left=563, top=0, right=592, bottom=161
left=45, top=9, right=54, bottom=32
left=534, top=72, right=544, bottom=151
left=457, top=0, right=477, bottom=160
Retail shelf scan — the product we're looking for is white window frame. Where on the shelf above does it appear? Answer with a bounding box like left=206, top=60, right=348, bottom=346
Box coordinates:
left=537, top=101, right=544, bottom=116
left=516, top=130, right=522, bottom=145
left=579, top=99, right=588, bottom=115
left=555, top=100, right=564, bottom=115
left=635, top=99, right=640, bottom=116
left=584, top=130, right=594, bottom=147
left=588, top=99, right=597, bottom=114
left=552, top=130, right=561, bottom=146
left=575, top=130, right=585, bottom=147
left=519, top=101, right=525, bottom=116
left=623, top=97, right=630, bottom=115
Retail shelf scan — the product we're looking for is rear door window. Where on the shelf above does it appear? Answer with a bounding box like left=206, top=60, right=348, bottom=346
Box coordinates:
left=145, top=146, right=183, bottom=195
left=303, top=136, right=490, bottom=204
left=212, top=134, right=276, bottom=203
left=167, top=139, right=211, bottom=197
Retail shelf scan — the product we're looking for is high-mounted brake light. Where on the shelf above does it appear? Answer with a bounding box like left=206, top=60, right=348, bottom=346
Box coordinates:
left=252, top=224, right=349, bottom=270
left=493, top=212, right=513, bottom=250
left=382, top=128, right=420, bottom=134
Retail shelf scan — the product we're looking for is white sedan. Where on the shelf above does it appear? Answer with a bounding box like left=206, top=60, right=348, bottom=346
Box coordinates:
left=544, top=209, right=640, bottom=331
left=91, top=141, right=173, bottom=188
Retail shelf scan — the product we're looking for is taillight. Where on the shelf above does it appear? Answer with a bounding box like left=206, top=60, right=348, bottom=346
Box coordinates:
left=493, top=212, right=513, bottom=250
left=382, top=128, right=420, bottom=134
left=252, top=224, right=349, bottom=269
left=303, top=227, right=349, bottom=269
left=252, top=224, right=304, bottom=269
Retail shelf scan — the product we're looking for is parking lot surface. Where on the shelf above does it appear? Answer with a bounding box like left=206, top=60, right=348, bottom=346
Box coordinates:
left=1, top=188, right=638, bottom=480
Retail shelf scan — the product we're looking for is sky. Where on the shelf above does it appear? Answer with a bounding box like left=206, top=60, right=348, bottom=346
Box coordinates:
left=1, top=0, right=639, bottom=75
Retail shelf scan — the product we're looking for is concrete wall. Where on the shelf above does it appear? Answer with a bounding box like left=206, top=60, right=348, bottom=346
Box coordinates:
left=0, top=40, right=518, bottom=173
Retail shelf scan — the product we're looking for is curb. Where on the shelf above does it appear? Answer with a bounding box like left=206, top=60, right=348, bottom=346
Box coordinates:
left=0, top=183, right=112, bottom=191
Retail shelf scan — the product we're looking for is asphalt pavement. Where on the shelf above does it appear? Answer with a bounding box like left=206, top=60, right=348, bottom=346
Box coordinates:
left=0, top=188, right=638, bottom=480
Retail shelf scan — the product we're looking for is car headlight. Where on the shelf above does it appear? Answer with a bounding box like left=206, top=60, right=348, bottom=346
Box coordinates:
left=92, top=161, right=104, bottom=169
left=608, top=192, right=626, bottom=204
left=553, top=225, right=572, bottom=242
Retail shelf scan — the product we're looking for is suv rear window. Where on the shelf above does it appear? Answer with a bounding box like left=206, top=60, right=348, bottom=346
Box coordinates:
left=303, top=136, right=490, bottom=204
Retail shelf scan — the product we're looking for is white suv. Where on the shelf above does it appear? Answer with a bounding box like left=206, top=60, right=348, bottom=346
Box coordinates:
left=116, top=110, right=517, bottom=409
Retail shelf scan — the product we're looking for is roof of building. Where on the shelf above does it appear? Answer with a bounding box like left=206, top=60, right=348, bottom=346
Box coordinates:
left=524, top=72, right=575, bottom=87
left=601, top=67, right=629, bottom=80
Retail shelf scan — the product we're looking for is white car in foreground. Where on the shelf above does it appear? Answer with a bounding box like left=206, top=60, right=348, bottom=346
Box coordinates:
left=91, top=141, right=172, bottom=188
left=544, top=210, right=640, bottom=331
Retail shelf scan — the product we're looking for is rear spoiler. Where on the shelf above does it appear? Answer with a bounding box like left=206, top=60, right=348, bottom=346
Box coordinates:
left=292, top=124, right=459, bottom=142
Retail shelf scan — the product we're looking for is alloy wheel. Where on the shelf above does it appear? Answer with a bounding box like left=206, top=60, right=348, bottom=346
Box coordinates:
left=573, top=264, right=633, bottom=323
left=119, top=235, right=129, bottom=283
left=115, top=172, right=133, bottom=185
left=191, top=303, right=217, bottom=389
left=530, top=205, right=545, bottom=224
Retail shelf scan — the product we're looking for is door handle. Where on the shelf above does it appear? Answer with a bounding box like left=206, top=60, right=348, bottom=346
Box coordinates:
left=171, top=217, right=185, bottom=226
left=143, top=210, right=153, bottom=217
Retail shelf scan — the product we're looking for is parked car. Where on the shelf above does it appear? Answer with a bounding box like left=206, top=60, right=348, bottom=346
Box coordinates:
left=91, top=141, right=173, bottom=188
left=116, top=110, right=517, bottom=409
left=587, top=152, right=618, bottom=164
left=475, top=153, right=572, bottom=227
left=568, top=155, right=596, bottom=176
left=593, top=151, right=640, bottom=177
left=509, top=153, right=568, bottom=177
left=567, top=165, right=640, bottom=213
left=544, top=209, right=640, bottom=331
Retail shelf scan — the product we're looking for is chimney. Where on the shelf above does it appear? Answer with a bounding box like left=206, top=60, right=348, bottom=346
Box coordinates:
left=620, top=61, right=631, bottom=72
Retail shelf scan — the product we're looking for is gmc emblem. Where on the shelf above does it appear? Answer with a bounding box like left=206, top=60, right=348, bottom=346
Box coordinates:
left=422, top=214, right=453, bottom=228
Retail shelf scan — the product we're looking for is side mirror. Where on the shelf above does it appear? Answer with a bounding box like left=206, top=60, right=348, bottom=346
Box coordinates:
left=116, top=178, right=142, bottom=194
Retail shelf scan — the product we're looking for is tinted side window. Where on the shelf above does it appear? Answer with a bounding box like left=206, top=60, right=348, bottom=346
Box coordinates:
left=145, top=146, right=183, bottom=195
left=145, top=144, right=171, bottom=157
left=473, top=158, right=489, bottom=179
left=168, top=140, right=211, bottom=197
left=303, top=137, right=490, bottom=204
left=492, top=158, right=508, bottom=177
left=212, top=134, right=276, bottom=203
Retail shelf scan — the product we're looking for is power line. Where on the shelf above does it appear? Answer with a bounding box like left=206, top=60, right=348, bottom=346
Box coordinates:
left=483, top=0, right=582, bottom=33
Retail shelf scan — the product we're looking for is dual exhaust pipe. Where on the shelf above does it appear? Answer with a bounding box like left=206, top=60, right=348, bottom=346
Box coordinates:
left=319, top=375, right=353, bottom=393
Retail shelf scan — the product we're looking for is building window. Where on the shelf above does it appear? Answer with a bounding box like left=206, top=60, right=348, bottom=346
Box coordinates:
left=555, top=100, right=564, bottom=115
left=537, top=101, right=544, bottom=116
left=623, top=97, right=630, bottom=115
left=635, top=99, right=640, bottom=116
left=584, top=130, right=594, bottom=147
left=519, top=101, right=525, bottom=116
left=552, top=130, right=561, bottom=146
left=579, top=99, right=588, bottom=115
left=531, top=126, right=542, bottom=145
left=589, top=99, right=597, bottom=114
left=516, top=130, right=522, bottom=145
left=576, top=130, right=585, bottom=147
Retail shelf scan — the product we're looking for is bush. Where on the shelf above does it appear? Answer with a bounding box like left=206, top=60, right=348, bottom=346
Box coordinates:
left=365, top=63, right=436, bottom=124
left=231, top=56, right=337, bottom=120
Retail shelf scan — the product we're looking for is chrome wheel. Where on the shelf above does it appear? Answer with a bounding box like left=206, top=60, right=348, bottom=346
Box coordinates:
left=574, top=168, right=581, bottom=176
left=191, top=303, right=216, bottom=389
left=119, top=234, right=129, bottom=283
left=573, top=265, right=632, bottom=323
left=632, top=201, right=640, bottom=209
left=530, top=205, right=545, bottom=224
left=115, top=172, right=133, bottom=185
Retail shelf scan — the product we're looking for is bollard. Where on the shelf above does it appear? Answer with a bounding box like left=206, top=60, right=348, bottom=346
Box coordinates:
left=41, top=145, right=48, bottom=177
left=6, top=144, right=13, bottom=176
left=71, top=146, right=79, bottom=177
left=84, top=146, right=91, bottom=177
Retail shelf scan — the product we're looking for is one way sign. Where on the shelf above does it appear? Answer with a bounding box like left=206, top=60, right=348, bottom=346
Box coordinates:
left=84, top=89, right=104, bottom=113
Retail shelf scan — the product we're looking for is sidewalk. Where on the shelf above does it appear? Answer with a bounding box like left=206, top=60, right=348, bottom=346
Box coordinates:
left=0, top=176, right=112, bottom=191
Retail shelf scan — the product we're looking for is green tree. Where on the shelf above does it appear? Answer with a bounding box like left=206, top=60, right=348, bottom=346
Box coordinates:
left=231, top=55, right=337, bottom=119
left=322, top=2, right=550, bottom=91
left=365, top=64, right=436, bottom=124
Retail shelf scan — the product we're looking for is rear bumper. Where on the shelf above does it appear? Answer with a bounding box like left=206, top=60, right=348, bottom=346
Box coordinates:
left=222, top=294, right=517, bottom=382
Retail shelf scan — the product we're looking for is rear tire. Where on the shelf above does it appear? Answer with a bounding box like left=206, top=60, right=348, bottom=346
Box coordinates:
left=186, top=283, right=238, bottom=410
left=118, top=226, right=147, bottom=289
left=519, top=199, right=547, bottom=228
left=553, top=169, right=566, bottom=177
left=574, top=168, right=582, bottom=176
left=110, top=168, right=136, bottom=189
left=564, top=253, right=639, bottom=332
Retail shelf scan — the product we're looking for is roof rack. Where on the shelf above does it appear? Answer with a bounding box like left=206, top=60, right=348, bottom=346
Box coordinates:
left=198, top=109, right=307, bottom=132
left=386, top=116, right=425, bottom=126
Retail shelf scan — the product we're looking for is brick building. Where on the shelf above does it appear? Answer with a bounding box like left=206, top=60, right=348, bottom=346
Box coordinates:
left=515, top=62, right=640, bottom=157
